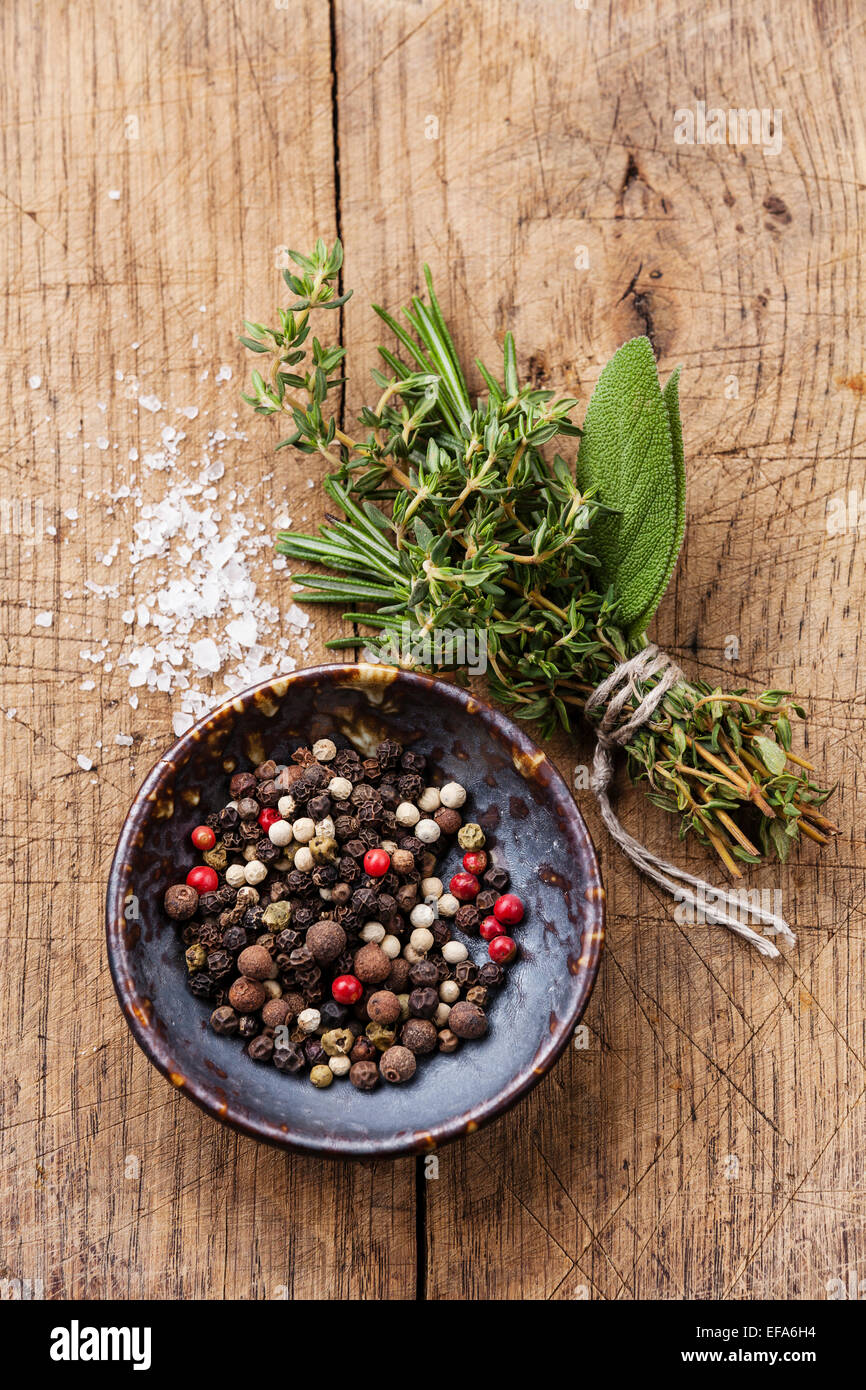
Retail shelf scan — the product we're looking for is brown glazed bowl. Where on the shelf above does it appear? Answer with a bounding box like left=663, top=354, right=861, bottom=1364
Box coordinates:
left=106, top=664, right=605, bottom=1159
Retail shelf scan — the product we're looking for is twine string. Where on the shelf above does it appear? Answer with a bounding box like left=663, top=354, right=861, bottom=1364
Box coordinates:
left=586, top=644, right=796, bottom=960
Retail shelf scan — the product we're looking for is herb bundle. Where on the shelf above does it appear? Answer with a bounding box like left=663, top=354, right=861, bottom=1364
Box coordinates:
left=241, top=240, right=837, bottom=882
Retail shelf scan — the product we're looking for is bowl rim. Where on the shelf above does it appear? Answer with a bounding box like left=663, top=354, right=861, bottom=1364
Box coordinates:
left=106, top=662, right=605, bottom=1159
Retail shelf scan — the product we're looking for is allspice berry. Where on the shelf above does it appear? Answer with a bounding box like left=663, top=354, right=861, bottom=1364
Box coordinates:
left=164, top=883, right=199, bottom=920
left=385, top=957, right=411, bottom=993
left=261, top=998, right=291, bottom=1028
left=401, top=1017, right=438, bottom=1055
left=380, top=1044, right=417, bottom=1084
left=237, top=944, right=278, bottom=981
left=354, top=942, right=392, bottom=984
left=391, top=848, right=415, bottom=875
left=306, top=918, right=347, bottom=964
left=229, top=977, right=267, bottom=1013
left=350, top=1060, right=379, bottom=1091
left=448, top=1000, right=488, bottom=1039
left=434, top=808, right=461, bottom=836
left=366, top=989, right=402, bottom=1026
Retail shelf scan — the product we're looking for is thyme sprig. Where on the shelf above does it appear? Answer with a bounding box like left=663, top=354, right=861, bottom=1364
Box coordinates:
left=242, top=241, right=838, bottom=874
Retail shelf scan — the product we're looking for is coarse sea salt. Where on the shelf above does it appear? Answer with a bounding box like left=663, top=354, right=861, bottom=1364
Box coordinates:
left=71, top=373, right=312, bottom=728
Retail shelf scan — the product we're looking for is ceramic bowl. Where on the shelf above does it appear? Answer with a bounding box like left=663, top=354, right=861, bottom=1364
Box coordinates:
left=106, top=663, right=604, bottom=1158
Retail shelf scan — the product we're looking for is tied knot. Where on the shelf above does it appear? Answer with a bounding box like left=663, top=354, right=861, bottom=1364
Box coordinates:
left=586, top=644, right=795, bottom=959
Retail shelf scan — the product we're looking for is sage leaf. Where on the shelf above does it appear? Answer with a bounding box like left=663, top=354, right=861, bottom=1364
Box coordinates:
left=754, top=735, right=787, bottom=776
left=576, top=337, right=685, bottom=639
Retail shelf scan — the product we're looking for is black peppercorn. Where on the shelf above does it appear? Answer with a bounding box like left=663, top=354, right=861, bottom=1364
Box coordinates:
left=477, top=961, right=505, bottom=988
left=408, top=987, right=438, bottom=1019
left=273, top=1043, right=306, bottom=1073
left=476, top=890, right=497, bottom=913
left=483, top=866, right=510, bottom=892
left=409, top=960, right=439, bottom=989
left=304, top=1038, right=326, bottom=1067
left=350, top=1060, right=380, bottom=1091
left=455, top=904, right=480, bottom=932
left=230, top=772, right=257, bottom=799
left=237, top=1013, right=260, bottom=1039
left=188, top=971, right=214, bottom=999
left=438, top=1028, right=459, bottom=1053
left=454, top=961, right=478, bottom=988
left=210, top=1005, right=239, bottom=1035
left=207, top=949, right=234, bottom=979
left=319, top=999, right=349, bottom=1029
left=248, top=1034, right=275, bottom=1063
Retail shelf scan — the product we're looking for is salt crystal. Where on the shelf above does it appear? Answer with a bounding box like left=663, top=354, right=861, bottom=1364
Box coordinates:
left=34, top=611, right=53, bottom=628
left=29, top=374, right=42, bottom=389
left=108, top=189, right=121, bottom=200
left=191, top=637, right=221, bottom=673
left=76, top=754, right=94, bottom=771
left=139, top=394, right=162, bottom=413
left=172, top=711, right=195, bottom=737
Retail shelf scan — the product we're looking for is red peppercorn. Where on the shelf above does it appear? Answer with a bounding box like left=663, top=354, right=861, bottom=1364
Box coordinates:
left=488, top=934, right=517, bottom=964
left=186, top=865, right=218, bottom=894
left=462, top=850, right=488, bottom=874
left=258, top=806, right=280, bottom=831
left=479, top=915, right=500, bottom=941
left=493, top=892, right=524, bottom=926
left=191, top=824, right=216, bottom=851
left=363, top=847, right=391, bottom=877
left=449, top=872, right=480, bottom=902
left=332, top=974, right=363, bottom=1005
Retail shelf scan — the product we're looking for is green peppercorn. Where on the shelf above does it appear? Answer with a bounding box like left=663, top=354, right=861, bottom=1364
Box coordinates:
left=366, top=1021, right=397, bottom=1052
left=309, top=834, right=339, bottom=865
left=310, top=1063, right=334, bottom=1088
left=457, top=822, right=485, bottom=850
left=262, top=900, right=292, bottom=930
left=185, top=943, right=207, bottom=973
left=203, top=845, right=228, bottom=872
left=321, top=1027, right=354, bottom=1057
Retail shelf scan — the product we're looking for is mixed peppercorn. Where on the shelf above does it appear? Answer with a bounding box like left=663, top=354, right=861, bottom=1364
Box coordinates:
left=163, top=737, right=525, bottom=1090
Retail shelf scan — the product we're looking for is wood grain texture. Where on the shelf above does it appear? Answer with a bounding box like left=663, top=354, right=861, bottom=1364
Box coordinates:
left=335, top=0, right=865, bottom=1300
left=1, top=0, right=864, bottom=1302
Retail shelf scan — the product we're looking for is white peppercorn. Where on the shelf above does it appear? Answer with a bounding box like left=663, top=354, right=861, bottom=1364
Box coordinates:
left=225, top=863, right=246, bottom=888
left=417, top=786, right=441, bottom=813
left=360, top=921, right=386, bottom=943
left=293, top=845, right=314, bottom=872
left=277, top=794, right=296, bottom=817
left=442, top=940, right=468, bottom=964
left=268, top=819, right=293, bottom=847
left=395, top=801, right=420, bottom=827
left=328, top=1054, right=351, bottom=1077
left=380, top=934, right=402, bottom=959
left=409, top=903, right=435, bottom=929
left=292, top=817, right=315, bottom=844
left=434, top=1002, right=452, bottom=1027
left=439, top=980, right=460, bottom=1004
left=328, top=776, right=352, bottom=800
left=409, top=926, right=434, bottom=954
left=438, top=892, right=460, bottom=917
left=313, top=738, right=337, bottom=762
left=262, top=979, right=283, bottom=1000
left=297, top=1008, right=321, bottom=1034
left=440, top=781, right=467, bottom=809
left=315, top=816, right=335, bottom=838
left=420, top=876, right=443, bottom=899
left=415, top=818, right=441, bottom=844
left=244, top=860, right=267, bottom=885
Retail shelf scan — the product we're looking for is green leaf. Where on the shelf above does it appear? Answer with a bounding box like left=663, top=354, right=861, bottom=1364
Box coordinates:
left=753, top=735, right=787, bottom=776
left=576, top=337, right=685, bottom=639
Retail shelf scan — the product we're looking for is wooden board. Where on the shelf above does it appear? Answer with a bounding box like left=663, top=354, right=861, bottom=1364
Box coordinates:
left=2, top=0, right=864, bottom=1301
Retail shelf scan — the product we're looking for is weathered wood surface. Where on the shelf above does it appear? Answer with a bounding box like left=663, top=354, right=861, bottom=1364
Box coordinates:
left=1, top=0, right=863, bottom=1301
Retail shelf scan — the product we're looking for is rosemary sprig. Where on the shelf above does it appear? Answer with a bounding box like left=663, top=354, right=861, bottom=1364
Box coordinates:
left=242, top=242, right=839, bottom=873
